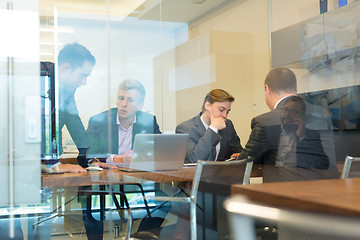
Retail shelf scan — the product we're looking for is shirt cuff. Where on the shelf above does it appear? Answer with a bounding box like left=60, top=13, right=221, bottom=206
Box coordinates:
left=50, top=161, right=60, bottom=169
left=106, top=154, right=115, bottom=163
left=209, top=125, right=219, bottom=133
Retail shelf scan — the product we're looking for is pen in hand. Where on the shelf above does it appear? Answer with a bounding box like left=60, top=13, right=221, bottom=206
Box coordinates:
left=225, top=157, right=236, bottom=162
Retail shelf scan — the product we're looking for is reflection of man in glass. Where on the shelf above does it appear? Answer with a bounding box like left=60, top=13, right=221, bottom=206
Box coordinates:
left=87, top=79, right=161, bottom=162
left=276, top=96, right=329, bottom=169
left=58, top=43, right=95, bottom=155
left=238, top=67, right=336, bottom=170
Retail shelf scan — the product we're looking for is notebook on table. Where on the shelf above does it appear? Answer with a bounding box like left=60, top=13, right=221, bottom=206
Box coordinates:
left=117, top=133, right=189, bottom=172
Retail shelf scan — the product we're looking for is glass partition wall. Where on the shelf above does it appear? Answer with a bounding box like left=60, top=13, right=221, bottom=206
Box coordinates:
left=5, top=0, right=359, bottom=239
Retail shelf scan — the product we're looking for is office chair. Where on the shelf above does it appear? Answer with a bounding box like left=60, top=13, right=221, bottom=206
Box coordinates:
left=224, top=195, right=360, bottom=240
left=137, top=157, right=254, bottom=240
left=341, top=155, right=360, bottom=178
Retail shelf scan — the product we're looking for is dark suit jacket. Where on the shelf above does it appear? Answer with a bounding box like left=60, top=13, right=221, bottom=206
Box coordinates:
left=176, top=112, right=243, bottom=163
left=86, top=108, right=161, bottom=156
left=253, top=125, right=329, bottom=169
left=59, top=86, right=88, bottom=154
left=240, top=97, right=329, bottom=169
left=239, top=97, right=287, bottom=160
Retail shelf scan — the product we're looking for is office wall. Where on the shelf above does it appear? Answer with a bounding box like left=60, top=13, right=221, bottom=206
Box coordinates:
left=271, top=0, right=360, bottom=161
left=271, top=0, right=360, bottom=93
left=160, top=0, right=271, bottom=143
left=272, top=0, right=358, bottom=32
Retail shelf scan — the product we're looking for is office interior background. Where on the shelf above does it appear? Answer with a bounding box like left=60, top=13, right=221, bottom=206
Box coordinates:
left=1, top=0, right=360, bottom=238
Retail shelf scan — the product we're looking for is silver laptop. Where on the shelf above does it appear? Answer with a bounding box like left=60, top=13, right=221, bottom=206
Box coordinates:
left=118, top=134, right=189, bottom=172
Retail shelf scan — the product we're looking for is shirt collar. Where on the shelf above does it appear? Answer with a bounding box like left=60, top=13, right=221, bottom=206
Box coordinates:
left=200, top=113, right=209, bottom=130
left=117, top=113, right=136, bottom=131
left=274, top=95, right=295, bottom=109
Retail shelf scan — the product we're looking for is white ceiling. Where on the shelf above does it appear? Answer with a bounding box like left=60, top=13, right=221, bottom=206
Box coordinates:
left=138, top=0, right=230, bottom=22
left=39, top=0, right=230, bottom=23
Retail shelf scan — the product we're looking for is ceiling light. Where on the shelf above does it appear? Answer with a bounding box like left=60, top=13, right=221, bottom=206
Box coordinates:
left=39, top=27, right=74, bottom=33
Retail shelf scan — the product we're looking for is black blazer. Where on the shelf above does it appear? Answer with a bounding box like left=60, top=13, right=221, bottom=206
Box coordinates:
left=252, top=125, right=329, bottom=169
left=176, top=112, right=243, bottom=163
left=240, top=98, right=329, bottom=169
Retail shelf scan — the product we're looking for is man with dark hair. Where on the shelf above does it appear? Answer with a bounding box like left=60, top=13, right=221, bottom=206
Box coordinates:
left=87, top=79, right=161, bottom=162
left=238, top=67, right=334, bottom=171
left=176, top=89, right=243, bottom=163
left=43, top=43, right=96, bottom=173
left=58, top=43, right=96, bottom=155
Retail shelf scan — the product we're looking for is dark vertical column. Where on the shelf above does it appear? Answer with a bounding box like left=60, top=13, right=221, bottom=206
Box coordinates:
left=320, top=0, right=328, bottom=14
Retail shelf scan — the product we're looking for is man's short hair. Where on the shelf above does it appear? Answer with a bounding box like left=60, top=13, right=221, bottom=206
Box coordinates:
left=264, top=67, right=297, bottom=94
left=202, top=89, right=235, bottom=112
left=119, top=79, right=146, bottom=102
left=58, top=43, right=96, bottom=69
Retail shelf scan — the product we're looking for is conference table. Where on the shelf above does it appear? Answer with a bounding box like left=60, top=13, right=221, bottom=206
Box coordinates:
left=41, top=168, right=198, bottom=239
left=42, top=165, right=257, bottom=239
left=42, top=166, right=354, bottom=239
left=231, top=177, right=360, bottom=217
left=42, top=168, right=196, bottom=187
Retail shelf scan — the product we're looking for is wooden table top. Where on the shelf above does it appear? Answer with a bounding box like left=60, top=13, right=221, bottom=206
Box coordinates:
left=42, top=167, right=196, bottom=187
left=232, top=178, right=360, bottom=217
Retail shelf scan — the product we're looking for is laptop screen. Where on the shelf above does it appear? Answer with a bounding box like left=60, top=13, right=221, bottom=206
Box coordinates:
left=118, top=134, right=189, bottom=172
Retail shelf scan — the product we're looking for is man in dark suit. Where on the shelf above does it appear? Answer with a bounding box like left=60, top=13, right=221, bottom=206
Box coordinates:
left=58, top=43, right=95, bottom=155
left=45, top=43, right=96, bottom=173
left=238, top=67, right=297, bottom=160
left=85, top=79, right=163, bottom=239
left=176, top=89, right=243, bottom=163
left=246, top=96, right=329, bottom=169
left=87, top=79, right=161, bottom=162
left=238, top=68, right=331, bottom=171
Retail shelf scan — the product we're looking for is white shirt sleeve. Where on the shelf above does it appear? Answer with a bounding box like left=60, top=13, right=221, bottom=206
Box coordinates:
left=106, top=154, right=116, bottom=163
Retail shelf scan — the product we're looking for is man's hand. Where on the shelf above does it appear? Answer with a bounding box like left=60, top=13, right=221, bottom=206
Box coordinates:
left=209, top=110, right=226, bottom=130
left=113, top=150, right=133, bottom=163
left=92, top=162, right=117, bottom=169
left=56, top=163, right=87, bottom=173
left=230, top=153, right=240, bottom=160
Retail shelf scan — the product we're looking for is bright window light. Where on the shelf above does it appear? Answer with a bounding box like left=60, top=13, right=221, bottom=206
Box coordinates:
left=0, top=9, right=39, bottom=58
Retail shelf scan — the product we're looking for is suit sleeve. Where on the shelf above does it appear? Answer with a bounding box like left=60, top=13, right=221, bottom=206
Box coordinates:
left=238, top=117, right=268, bottom=164
left=176, top=123, right=221, bottom=163
left=59, top=93, right=88, bottom=151
left=60, top=110, right=89, bottom=150
left=86, top=117, right=102, bottom=155
left=153, top=116, right=161, bottom=134
left=227, top=120, right=243, bottom=154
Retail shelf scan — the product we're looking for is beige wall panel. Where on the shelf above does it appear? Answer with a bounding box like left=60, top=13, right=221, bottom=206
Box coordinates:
left=186, top=0, right=270, bottom=142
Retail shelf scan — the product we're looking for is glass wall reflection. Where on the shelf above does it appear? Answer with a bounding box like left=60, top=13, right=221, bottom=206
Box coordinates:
left=1, top=0, right=359, bottom=239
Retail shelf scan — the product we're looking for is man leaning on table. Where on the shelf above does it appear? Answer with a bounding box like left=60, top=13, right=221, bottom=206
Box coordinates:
left=176, top=89, right=243, bottom=163
left=87, top=79, right=161, bottom=162
left=50, top=43, right=95, bottom=173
